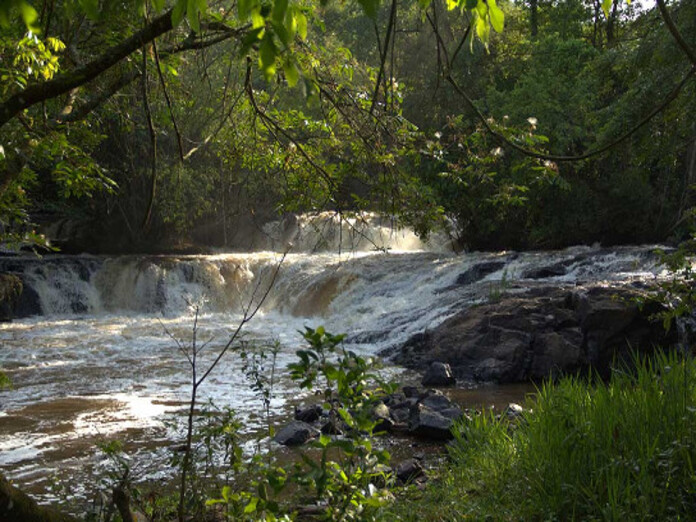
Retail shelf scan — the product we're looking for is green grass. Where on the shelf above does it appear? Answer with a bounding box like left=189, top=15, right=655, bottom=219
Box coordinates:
left=388, top=351, right=696, bottom=521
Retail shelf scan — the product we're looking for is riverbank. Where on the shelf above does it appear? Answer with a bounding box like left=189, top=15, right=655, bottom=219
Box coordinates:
left=387, top=350, right=696, bottom=521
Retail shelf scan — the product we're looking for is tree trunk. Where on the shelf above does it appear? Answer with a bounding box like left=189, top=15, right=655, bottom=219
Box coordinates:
left=0, top=473, right=77, bottom=522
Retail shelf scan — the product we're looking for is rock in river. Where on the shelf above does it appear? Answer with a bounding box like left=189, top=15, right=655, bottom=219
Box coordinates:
left=274, top=421, right=319, bottom=446
left=394, top=284, right=676, bottom=383
left=421, top=361, right=456, bottom=387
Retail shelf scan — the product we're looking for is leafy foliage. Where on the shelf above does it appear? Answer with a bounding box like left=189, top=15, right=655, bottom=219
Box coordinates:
left=393, top=351, right=696, bottom=520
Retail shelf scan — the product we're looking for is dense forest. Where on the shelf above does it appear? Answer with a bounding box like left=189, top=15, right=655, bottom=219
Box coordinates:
left=1, top=0, right=694, bottom=254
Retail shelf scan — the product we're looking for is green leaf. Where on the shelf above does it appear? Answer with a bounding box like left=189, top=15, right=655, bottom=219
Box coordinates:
left=357, top=0, right=379, bottom=19
left=19, top=1, right=40, bottom=33
left=601, top=0, right=612, bottom=18
left=283, top=57, right=300, bottom=86
left=488, top=0, right=504, bottom=32
left=272, top=0, right=288, bottom=24
left=251, top=6, right=265, bottom=29
left=238, top=0, right=253, bottom=20
left=78, top=0, right=99, bottom=20
left=465, top=0, right=478, bottom=9
left=243, top=497, right=258, bottom=514
left=151, top=0, right=165, bottom=11
left=475, top=12, right=489, bottom=48
left=259, top=34, right=277, bottom=80
left=418, top=0, right=433, bottom=8
left=296, top=11, right=308, bottom=40
left=187, top=0, right=200, bottom=33
left=172, top=0, right=187, bottom=27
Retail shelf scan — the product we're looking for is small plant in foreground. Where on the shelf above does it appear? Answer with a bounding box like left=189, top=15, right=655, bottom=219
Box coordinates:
left=208, top=326, right=397, bottom=520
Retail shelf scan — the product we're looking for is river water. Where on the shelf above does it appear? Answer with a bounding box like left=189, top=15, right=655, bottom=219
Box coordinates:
left=0, top=213, right=669, bottom=506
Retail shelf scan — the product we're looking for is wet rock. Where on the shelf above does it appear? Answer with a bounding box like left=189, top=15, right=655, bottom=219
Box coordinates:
left=409, top=405, right=454, bottom=441
left=394, top=285, right=676, bottom=383
left=0, top=274, right=22, bottom=321
left=395, top=458, right=425, bottom=484
left=421, top=361, right=456, bottom=387
left=274, top=421, right=319, bottom=446
left=523, top=264, right=567, bottom=279
left=295, top=404, right=323, bottom=423
left=456, top=260, right=506, bottom=285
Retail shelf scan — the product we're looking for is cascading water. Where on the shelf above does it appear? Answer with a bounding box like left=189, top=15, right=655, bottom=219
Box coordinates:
left=0, top=212, right=671, bottom=504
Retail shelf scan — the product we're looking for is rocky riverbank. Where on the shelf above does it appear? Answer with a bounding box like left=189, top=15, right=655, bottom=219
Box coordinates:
left=387, top=283, right=677, bottom=383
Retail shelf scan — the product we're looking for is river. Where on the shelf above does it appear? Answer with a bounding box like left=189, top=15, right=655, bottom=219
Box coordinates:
left=0, top=213, right=668, bottom=506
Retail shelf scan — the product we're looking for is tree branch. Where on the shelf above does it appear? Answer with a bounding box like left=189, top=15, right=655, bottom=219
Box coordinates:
left=0, top=9, right=175, bottom=129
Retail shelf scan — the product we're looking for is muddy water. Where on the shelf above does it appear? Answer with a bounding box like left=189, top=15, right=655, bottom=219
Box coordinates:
left=0, top=228, right=668, bottom=507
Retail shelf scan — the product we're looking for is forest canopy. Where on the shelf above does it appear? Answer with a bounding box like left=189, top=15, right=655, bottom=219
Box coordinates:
left=0, top=0, right=694, bottom=252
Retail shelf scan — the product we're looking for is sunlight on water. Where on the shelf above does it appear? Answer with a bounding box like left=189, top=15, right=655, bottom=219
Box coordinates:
left=0, top=229, right=670, bottom=503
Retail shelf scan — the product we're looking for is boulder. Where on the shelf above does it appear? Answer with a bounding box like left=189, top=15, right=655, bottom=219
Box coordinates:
left=456, top=261, right=506, bottom=285
left=0, top=274, right=22, bottom=322
left=294, top=404, right=323, bottom=423
left=393, top=285, right=676, bottom=383
left=408, top=405, right=454, bottom=441
left=421, top=361, right=456, bottom=387
left=419, top=392, right=454, bottom=411
left=274, top=421, right=319, bottom=446
left=395, top=458, right=425, bottom=484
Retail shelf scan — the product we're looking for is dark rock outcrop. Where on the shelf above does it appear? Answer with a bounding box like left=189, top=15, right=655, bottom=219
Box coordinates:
left=0, top=274, right=22, bottom=321
left=421, top=361, right=456, bottom=387
left=394, top=285, right=676, bottom=383
left=456, top=261, right=506, bottom=285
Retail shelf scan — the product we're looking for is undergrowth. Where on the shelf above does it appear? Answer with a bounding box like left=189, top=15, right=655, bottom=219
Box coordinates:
left=389, top=350, right=696, bottom=521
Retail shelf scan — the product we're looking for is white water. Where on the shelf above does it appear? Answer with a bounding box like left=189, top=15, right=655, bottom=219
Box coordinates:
left=0, top=214, right=670, bottom=504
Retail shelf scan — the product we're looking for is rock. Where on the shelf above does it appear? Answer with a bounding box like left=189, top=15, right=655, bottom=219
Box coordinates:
left=421, top=361, right=456, bottom=387
left=295, top=404, right=323, bottom=423
left=274, top=421, right=319, bottom=446
left=390, top=406, right=410, bottom=423
left=456, top=261, right=506, bottom=285
left=373, top=402, right=394, bottom=432
left=393, top=285, right=676, bottom=383
left=373, top=402, right=391, bottom=420
left=320, top=418, right=344, bottom=435
left=504, top=403, right=525, bottom=420
left=438, top=406, right=464, bottom=420
left=13, top=278, right=41, bottom=318
left=409, top=405, right=454, bottom=441
left=402, top=386, right=420, bottom=398
left=420, top=392, right=454, bottom=412
left=0, top=274, right=22, bottom=322
left=523, top=264, right=567, bottom=279
left=395, top=458, right=425, bottom=484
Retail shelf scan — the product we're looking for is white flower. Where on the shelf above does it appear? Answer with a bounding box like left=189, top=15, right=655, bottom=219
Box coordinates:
left=527, top=117, right=538, bottom=126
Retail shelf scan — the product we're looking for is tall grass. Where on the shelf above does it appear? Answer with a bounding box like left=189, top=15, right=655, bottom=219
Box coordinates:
left=391, top=351, right=696, bottom=521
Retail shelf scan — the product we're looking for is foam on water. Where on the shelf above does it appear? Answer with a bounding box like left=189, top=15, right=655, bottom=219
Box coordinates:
left=0, top=218, right=671, bottom=504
